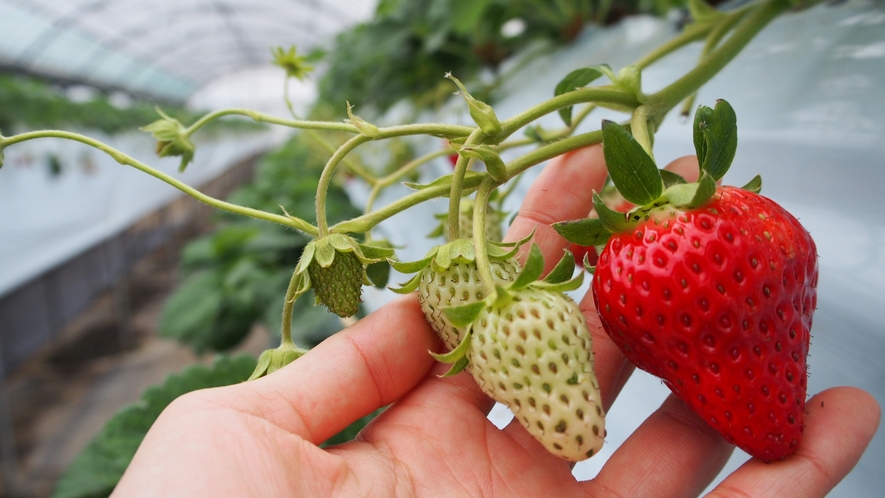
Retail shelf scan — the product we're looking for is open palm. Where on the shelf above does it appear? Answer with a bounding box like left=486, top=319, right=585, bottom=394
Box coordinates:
left=115, top=147, right=879, bottom=497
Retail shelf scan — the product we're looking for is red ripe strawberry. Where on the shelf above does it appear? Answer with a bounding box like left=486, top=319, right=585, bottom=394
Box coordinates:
left=554, top=101, right=819, bottom=462
left=592, top=186, right=817, bottom=461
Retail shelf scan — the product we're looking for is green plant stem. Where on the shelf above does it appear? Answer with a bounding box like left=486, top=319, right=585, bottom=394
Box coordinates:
left=646, top=0, right=789, bottom=123
left=0, top=130, right=318, bottom=235
left=505, top=129, right=604, bottom=178
left=365, top=149, right=450, bottom=213
left=634, top=20, right=716, bottom=69
left=499, top=88, right=640, bottom=141
left=332, top=174, right=486, bottom=234
left=448, top=129, right=486, bottom=240
left=185, top=108, right=360, bottom=135
left=473, top=177, right=501, bottom=295
left=282, top=78, right=377, bottom=185
left=316, top=134, right=371, bottom=237
left=280, top=269, right=301, bottom=347
left=631, top=105, right=655, bottom=161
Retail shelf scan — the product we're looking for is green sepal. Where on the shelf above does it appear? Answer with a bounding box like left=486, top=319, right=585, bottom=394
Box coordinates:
left=594, top=192, right=634, bottom=233
left=248, top=349, right=273, bottom=381
left=583, top=259, right=597, bottom=274
left=429, top=332, right=472, bottom=365
left=524, top=125, right=545, bottom=143
left=327, top=233, right=354, bottom=252
left=553, top=217, right=613, bottom=246
left=389, top=272, right=422, bottom=294
left=661, top=169, right=688, bottom=188
left=616, top=65, right=643, bottom=100
left=346, top=102, right=381, bottom=138
left=694, top=100, right=738, bottom=181
left=248, top=343, right=307, bottom=381
left=491, top=229, right=534, bottom=249
left=533, top=271, right=584, bottom=293
left=314, top=240, right=336, bottom=267
left=512, top=244, right=545, bottom=290
left=359, top=242, right=396, bottom=260
left=543, top=250, right=576, bottom=284
left=444, top=301, right=487, bottom=328
left=602, top=120, right=663, bottom=206
left=295, top=242, right=317, bottom=274
left=433, top=239, right=476, bottom=272
left=662, top=182, right=700, bottom=207
left=554, top=66, right=605, bottom=125
left=459, top=145, right=507, bottom=182
left=405, top=171, right=484, bottom=191
left=447, top=73, right=503, bottom=139
left=688, top=172, right=718, bottom=208
left=391, top=255, right=434, bottom=274
left=741, top=175, right=762, bottom=193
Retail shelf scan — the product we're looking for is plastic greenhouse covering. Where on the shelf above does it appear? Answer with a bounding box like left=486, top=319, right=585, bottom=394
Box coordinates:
left=0, top=0, right=375, bottom=102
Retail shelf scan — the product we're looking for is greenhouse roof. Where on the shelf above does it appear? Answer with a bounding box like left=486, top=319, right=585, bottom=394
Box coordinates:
left=0, top=0, right=376, bottom=102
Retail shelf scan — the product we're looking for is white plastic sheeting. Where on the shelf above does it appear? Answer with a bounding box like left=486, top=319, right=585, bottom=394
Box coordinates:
left=351, top=2, right=885, bottom=495
left=0, top=0, right=377, bottom=101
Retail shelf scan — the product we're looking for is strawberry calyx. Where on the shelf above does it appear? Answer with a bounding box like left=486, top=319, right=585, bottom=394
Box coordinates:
left=390, top=231, right=532, bottom=294
left=554, top=99, right=750, bottom=271
left=248, top=341, right=308, bottom=381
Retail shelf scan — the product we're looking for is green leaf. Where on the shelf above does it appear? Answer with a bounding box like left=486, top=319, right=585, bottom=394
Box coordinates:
left=444, top=301, right=486, bottom=328
left=553, top=217, right=613, bottom=246
left=593, top=193, right=634, bottom=234
left=602, top=121, right=662, bottom=206
left=693, top=104, right=712, bottom=167
left=366, top=260, right=391, bottom=288
left=741, top=174, right=762, bottom=193
left=543, top=250, right=576, bottom=284
left=53, top=355, right=257, bottom=498
left=688, top=172, right=718, bottom=208
left=459, top=145, right=507, bottom=182
left=695, top=100, right=738, bottom=181
left=512, top=244, right=545, bottom=289
left=159, top=270, right=224, bottom=345
left=554, top=66, right=604, bottom=125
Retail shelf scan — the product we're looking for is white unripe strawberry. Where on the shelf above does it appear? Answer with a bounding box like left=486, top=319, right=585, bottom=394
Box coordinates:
left=469, top=288, right=605, bottom=461
left=418, top=259, right=519, bottom=350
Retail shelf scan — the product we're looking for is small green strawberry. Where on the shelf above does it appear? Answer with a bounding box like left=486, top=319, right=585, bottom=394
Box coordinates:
left=441, top=245, right=605, bottom=461
left=292, top=234, right=394, bottom=318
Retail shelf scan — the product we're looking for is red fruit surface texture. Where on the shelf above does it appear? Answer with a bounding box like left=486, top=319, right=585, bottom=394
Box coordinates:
left=592, top=186, right=818, bottom=462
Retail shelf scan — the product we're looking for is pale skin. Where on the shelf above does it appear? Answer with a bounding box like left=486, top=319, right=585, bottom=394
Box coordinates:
left=114, top=146, right=880, bottom=497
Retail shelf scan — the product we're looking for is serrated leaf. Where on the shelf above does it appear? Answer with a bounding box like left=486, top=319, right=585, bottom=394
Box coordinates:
left=533, top=272, right=584, bottom=293
left=688, top=172, right=718, bottom=208
left=555, top=66, right=605, bottom=125
left=602, top=121, right=662, bottom=206
left=660, top=169, right=688, bottom=188
left=594, top=193, right=634, bottom=233
left=696, top=100, right=738, bottom=181
left=429, top=332, right=472, bottom=364
left=53, top=355, right=257, bottom=498
left=390, top=272, right=422, bottom=294
left=512, top=244, right=545, bottom=289
left=444, top=301, right=486, bottom=328
left=741, top=174, right=762, bottom=193
left=553, top=217, right=613, bottom=246
left=543, top=251, right=576, bottom=284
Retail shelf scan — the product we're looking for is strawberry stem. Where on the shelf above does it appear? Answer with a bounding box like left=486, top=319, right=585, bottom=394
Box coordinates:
left=472, top=177, right=502, bottom=295
left=447, top=128, right=486, bottom=241
left=280, top=269, right=302, bottom=348
left=0, top=130, right=320, bottom=235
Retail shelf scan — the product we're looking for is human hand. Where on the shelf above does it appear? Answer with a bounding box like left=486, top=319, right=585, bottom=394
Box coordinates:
left=114, top=146, right=880, bottom=497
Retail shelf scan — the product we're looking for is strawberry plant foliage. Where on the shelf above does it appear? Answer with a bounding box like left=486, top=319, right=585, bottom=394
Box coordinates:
left=0, top=0, right=829, bottom=466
